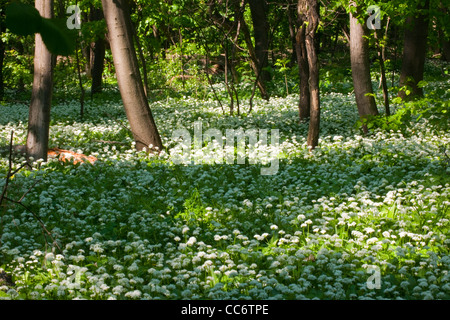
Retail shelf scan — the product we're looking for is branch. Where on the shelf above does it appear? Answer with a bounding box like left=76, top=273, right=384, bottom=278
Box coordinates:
left=0, top=130, right=61, bottom=253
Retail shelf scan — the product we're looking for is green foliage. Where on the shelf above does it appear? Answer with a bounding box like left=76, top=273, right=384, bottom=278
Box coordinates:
left=5, top=2, right=75, bottom=56
left=1, top=70, right=449, bottom=299
left=5, top=1, right=41, bottom=36
left=39, top=18, right=76, bottom=57
left=358, top=79, right=450, bottom=133
left=0, top=0, right=449, bottom=300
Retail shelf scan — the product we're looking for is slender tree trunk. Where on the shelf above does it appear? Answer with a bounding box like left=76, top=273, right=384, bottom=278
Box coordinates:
left=398, top=0, right=430, bottom=99
left=439, top=2, right=450, bottom=61
left=295, top=21, right=310, bottom=120
left=237, top=3, right=270, bottom=100
left=248, top=0, right=270, bottom=83
left=0, top=36, right=5, bottom=100
left=287, top=3, right=298, bottom=67
left=0, top=3, right=5, bottom=100
left=75, top=42, right=85, bottom=119
left=91, top=38, right=105, bottom=94
left=442, top=39, right=450, bottom=62
left=291, top=0, right=310, bottom=120
left=90, top=8, right=105, bottom=95
left=349, top=3, right=378, bottom=123
left=301, top=0, right=320, bottom=149
left=102, top=0, right=162, bottom=151
left=375, top=27, right=390, bottom=116
left=26, top=0, right=54, bottom=162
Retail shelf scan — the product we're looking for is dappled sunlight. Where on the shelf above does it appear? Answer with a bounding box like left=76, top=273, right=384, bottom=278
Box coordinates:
left=1, top=85, right=449, bottom=300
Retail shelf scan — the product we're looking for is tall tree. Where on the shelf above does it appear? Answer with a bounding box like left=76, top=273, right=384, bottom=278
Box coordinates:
left=247, top=0, right=271, bottom=84
left=90, top=7, right=106, bottom=95
left=291, top=1, right=310, bottom=120
left=26, top=0, right=54, bottom=162
left=398, top=0, right=430, bottom=100
left=0, top=6, right=5, bottom=101
left=102, top=0, right=163, bottom=151
left=349, top=2, right=378, bottom=126
left=207, top=0, right=270, bottom=100
left=299, top=0, right=320, bottom=149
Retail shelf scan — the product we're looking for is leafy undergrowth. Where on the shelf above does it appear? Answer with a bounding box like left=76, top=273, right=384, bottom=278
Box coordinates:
left=0, top=79, right=449, bottom=300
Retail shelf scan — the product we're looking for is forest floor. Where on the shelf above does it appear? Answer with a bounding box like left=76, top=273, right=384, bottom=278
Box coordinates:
left=0, top=63, right=449, bottom=300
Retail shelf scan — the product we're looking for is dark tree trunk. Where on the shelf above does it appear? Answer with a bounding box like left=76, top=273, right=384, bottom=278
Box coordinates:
left=26, top=0, right=54, bottom=162
left=238, top=4, right=269, bottom=100
left=443, top=39, right=450, bottom=61
left=90, top=8, right=105, bottom=94
left=398, top=0, right=430, bottom=100
left=0, top=35, right=5, bottom=100
left=349, top=3, right=378, bottom=121
left=0, top=3, right=5, bottom=100
left=102, top=0, right=163, bottom=152
left=301, top=0, right=320, bottom=149
left=207, top=0, right=269, bottom=100
left=295, top=20, right=310, bottom=120
left=290, top=1, right=310, bottom=120
left=248, top=0, right=270, bottom=83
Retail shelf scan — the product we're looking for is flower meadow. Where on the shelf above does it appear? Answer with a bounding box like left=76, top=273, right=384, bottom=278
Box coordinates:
left=0, top=77, right=449, bottom=300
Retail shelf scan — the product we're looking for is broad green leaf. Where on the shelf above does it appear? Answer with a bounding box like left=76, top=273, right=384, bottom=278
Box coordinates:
left=5, top=2, right=42, bottom=36
left=39, top=18, right=76, bottom=56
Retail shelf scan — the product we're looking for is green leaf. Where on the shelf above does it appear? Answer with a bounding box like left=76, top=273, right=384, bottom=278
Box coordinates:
left=417, top=80, right=428, bottom=88
left=39, top=18, right=76, bottom=56
left=5, top=2, right=42, bottom=36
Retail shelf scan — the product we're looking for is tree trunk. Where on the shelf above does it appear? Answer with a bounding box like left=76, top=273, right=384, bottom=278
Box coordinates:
left=248, top=0, right=270, bottom=83
left=375, top=27, right=390, bottom=116
left=398, top=0, right=430, bottom=99
left=102, top=0, right=163, bottom=151
left=0, top=2, right=5, bottom=100
left=289, top=1, right=310, bottom=119
left=349, top=4, right=378, bottom=122
left=90, top=7, right=105, bottom=95
left=91, top=38, right=105, bottom=94
left=295, top=21, right=310, bottom=120
left=443, top=39, right=450, bottom=62
left=26, top=0, right=54, bottom=162
left=302, top=0, right=320, bottom=149
left=0, top=34, right=5, bottom=100
left=236, top=2, right=270, bottom=100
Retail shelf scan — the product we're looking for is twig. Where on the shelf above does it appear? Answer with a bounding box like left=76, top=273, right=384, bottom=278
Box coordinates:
left=0, top=131, right=14, bottom=207
left=0, top=130, right=61, bottom=253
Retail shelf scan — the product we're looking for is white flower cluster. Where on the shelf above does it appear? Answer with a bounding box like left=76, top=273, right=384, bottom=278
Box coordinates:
left=0, top=77, right=449, bottom=300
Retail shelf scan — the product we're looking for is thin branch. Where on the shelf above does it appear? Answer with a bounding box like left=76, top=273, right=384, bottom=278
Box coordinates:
left=0, top=130, right=61, bottom=253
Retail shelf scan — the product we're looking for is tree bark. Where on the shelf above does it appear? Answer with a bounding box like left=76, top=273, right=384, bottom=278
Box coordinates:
left=237, top=3, right=269, bottom=100
left=207, top=0, right=269, bottom=100
left=398, top=0, right=430, bottom=99
left=375, top=27, right=390, bottom=116
left=26, top=0, right=54, bottom=162
left=349, top=4, right=378, bottom=121
left=442, top=39, right=450, bottom=62
left=0, top=32, right=5, bottom=100
left=302, top=0, right=320, bottom=149
left=247, top=0, right=270, bottom=83
left=90, top=7, right=106, bottom=95
left=0, top=3, right=5, bottom=100
left=295, top=18, right=310, bottom=120
left=91, top=38, right=105, bottom=94
left=102, top=0, right=163, bottom=152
